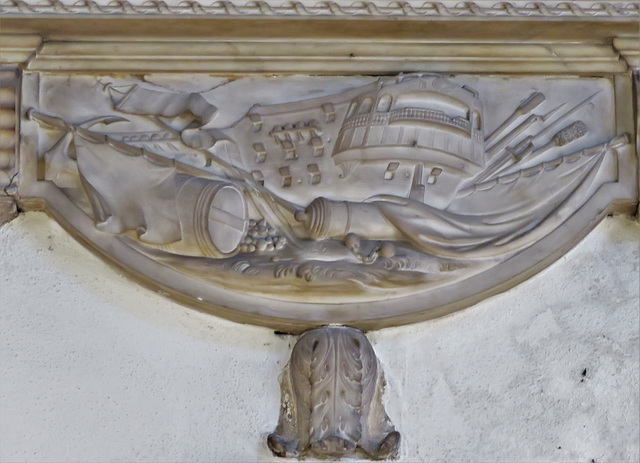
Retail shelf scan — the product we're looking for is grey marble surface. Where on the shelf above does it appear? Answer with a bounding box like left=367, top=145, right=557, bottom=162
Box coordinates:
left=0, top=212, right=638, bottom=462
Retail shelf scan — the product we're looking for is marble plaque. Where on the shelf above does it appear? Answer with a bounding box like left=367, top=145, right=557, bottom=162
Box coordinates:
left=16, top=72, right=637, bottom=330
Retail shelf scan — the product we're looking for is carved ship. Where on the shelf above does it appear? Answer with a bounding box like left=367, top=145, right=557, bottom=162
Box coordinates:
left=332, top=75, right=485, bottom=207
left=224, top=74, right=485, bottom=209
left=32, top=75, right=625, bottom=263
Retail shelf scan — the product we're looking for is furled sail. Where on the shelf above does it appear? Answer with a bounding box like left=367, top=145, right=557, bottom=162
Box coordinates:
left=367, top=137, right=624, bottom=259
left=73, top=132, right=182, bottom=245
left=110, top=85, right=218, bottom=124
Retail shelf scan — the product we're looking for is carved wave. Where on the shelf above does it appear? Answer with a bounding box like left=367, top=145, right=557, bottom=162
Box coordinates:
left=1, top=0, right=638, bottom=17
left=273, top=261, right=388, bottom=284
left=120, top=236, right=476, bottom=302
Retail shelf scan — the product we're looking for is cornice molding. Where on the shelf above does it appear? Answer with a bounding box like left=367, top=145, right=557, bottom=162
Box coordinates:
left=0, top=35, right=41, bottom=66
left=21, top=39, right=629, bottom=74
left=613, top=37, right=640, bottom=69
left=1, top=0, right=639, bottom=18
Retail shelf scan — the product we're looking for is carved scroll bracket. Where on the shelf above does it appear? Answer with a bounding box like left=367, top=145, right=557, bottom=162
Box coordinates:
left=269, top=326, right=400, bottom=460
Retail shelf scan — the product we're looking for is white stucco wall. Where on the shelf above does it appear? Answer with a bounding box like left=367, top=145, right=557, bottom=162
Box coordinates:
left=1, top=212, right=638, bottom=462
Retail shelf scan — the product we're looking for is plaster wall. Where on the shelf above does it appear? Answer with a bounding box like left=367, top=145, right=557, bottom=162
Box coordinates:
left=0, top=212, right=638, bottom=462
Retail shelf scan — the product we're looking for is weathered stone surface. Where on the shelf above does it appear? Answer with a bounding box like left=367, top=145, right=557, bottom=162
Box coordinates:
left=0, top=196, right=18, bottom=226
left=269, top=326, right=399, bottom=460
left=0, top=213, right=638, bottom=462
left=11, top=72, right=637, bottom=330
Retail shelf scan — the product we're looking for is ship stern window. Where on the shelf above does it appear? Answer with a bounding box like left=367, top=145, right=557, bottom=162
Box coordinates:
left=427, top=167, right=443, bottom=184
left=282, top=140, right=297, bottom=160
left=394, top=92, right=469, bottom=120
left=346, top=101, right=358, bottom=118
left=322, top=103, right=336, bottom=123
left=377, top=95, right=392, bottom=112
left=251, top=170, right=265, bottom=186
left=473, top=111, right=482, bottom=130
left=358, top=97, right=373, bottom=115
left=249, top=114, right=263, bottom=132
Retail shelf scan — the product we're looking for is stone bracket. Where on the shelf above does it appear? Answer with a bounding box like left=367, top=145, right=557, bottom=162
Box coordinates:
left=269, top=326, right=400, bottom=460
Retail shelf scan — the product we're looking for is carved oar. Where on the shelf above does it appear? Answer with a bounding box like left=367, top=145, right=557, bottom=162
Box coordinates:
left=505, top=121, right=588, bottom=169
left=474, top=91, right=599, bottom=185
left=484, top=92, right=545, bottom=146
left=487, top=91, right=598, bottom=163
left=27, top=110, right=69, bottom=130
left=485, top=102, right=565, bottom=159
left=459, top=134, right=629, bottom=197
left=481, top=121, right=588, bottom=182
left=527, top=91, right=598, bottom=144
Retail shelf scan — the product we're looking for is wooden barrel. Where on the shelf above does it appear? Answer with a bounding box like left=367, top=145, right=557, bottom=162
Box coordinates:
left=176, top=176, right=247, bottom=257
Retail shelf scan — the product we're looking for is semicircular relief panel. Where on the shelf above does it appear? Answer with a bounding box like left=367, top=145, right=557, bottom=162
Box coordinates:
left=17, top=72, right=637, bottom=330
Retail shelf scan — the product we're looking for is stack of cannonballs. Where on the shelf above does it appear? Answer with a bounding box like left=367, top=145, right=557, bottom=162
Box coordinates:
left=238, top=219, right=287, bottom=253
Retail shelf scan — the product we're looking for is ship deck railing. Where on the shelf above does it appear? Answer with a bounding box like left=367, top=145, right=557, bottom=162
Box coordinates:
left=341, top=108, right=472, bottom=134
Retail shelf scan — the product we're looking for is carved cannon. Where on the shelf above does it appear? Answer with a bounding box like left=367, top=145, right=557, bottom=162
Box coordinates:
left=294, top=196, right=403, bottom=241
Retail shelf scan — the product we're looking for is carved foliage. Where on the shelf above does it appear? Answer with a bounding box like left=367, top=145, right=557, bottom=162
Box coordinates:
left=269, top=326, right=399, bottom=460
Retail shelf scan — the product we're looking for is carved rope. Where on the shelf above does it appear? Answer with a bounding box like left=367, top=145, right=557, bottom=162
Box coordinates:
left=1, top=1, right=638, bottom=17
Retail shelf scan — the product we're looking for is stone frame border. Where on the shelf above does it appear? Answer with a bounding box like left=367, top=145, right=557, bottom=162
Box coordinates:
left=1, top=6, right=638, bottom=332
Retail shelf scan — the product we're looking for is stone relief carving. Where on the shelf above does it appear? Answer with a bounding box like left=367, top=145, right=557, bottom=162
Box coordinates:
left=18, top=72, right=636, bottom=328
left=0, top=6, right=637, bottom=458
left=269, top=326, right=399, bottom=460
